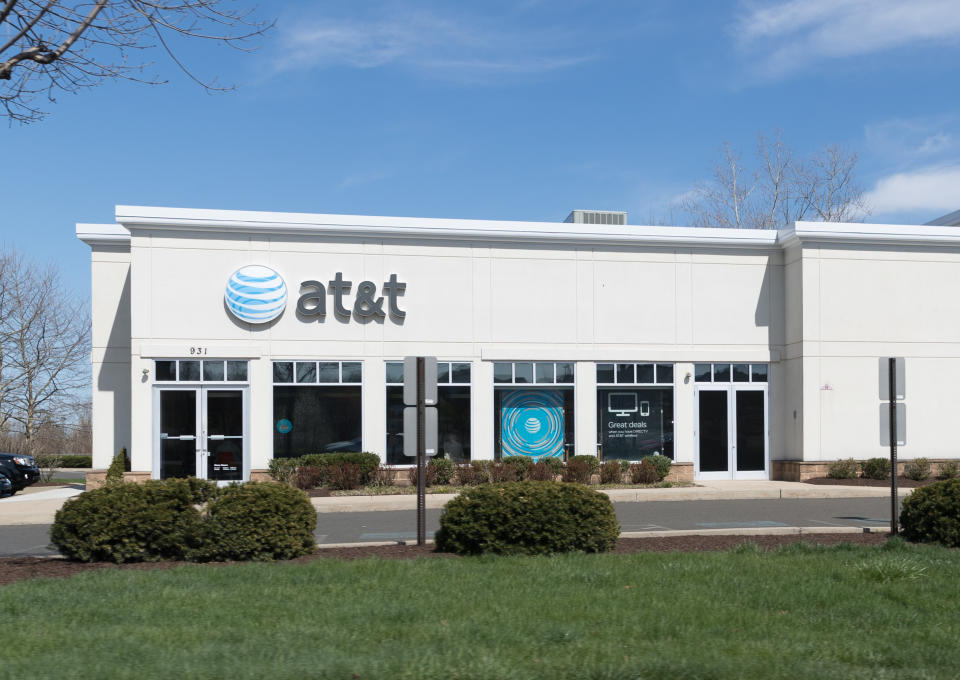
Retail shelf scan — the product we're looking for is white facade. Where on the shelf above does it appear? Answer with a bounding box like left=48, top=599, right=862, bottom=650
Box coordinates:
left=78, top=206, right=960, bottom=481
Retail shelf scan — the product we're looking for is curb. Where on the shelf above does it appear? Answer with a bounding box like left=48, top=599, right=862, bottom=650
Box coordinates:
left=314, top=526, right=887, bottom=550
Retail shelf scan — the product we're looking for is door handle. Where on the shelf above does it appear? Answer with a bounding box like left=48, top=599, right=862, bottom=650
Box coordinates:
left=209, top=435, right=225, bottom=440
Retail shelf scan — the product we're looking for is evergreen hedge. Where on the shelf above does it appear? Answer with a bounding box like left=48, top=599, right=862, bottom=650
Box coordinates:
left=435, top=481, right=619, bottom=556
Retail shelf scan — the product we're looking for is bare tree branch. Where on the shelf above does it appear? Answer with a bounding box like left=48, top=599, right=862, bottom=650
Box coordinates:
left=681, top=132, right=870, bottom=229
left=0, top=247, right=90, bottom=449
left=1, top=1, right=272, bottom=123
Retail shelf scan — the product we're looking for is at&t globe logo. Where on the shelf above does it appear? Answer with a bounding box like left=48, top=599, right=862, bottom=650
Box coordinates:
left=225, top=265, right=287, bottom=323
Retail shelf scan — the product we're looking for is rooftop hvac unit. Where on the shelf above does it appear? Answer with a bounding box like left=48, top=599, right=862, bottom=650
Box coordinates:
left=564, top=210, right=627, bottom=226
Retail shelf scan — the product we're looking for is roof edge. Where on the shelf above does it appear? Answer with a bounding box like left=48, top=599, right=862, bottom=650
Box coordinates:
left=114, top=205, right=780, bottom=249
left=76, top=223, right=130, bottom=248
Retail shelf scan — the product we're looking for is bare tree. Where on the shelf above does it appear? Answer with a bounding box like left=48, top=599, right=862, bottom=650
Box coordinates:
left=0, top=247, right=90, bottom=450
left=681, top=131, right=870, bottom=229
left=0, top=1, right=272, bottom=123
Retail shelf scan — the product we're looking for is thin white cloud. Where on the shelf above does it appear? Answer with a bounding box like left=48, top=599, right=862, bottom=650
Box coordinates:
left=865, top=116, right=960, bottom=161
left=734, top=0, right=960, bottom=77
left=863, top=165, right=960, bottom=215
left=276, top=10, right=593, bottom=78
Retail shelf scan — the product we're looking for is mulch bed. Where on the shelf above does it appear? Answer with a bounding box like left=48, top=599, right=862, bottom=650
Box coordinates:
left=0, top=533, right=891, bottom=587
left=805, top=477, right=941, bottom=487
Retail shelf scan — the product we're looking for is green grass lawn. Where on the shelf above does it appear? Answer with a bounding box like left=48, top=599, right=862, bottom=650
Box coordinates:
left=2, top=540, right=958, bottom=679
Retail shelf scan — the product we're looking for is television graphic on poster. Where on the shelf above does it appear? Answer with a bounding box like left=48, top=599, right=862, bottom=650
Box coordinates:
left=500, top=390, right=565, bottom=459
left=597, top=388, right=673, bottom=461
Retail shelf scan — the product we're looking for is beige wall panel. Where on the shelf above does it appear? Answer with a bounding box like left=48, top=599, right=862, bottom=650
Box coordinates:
left=819, top=259, right=960, bottom=343
left=691, top=263, right=775, bottom=346
left=490, top=259, right=577, bottom=343
left=380, top=255, right=474, bottom=343
left=592, top=261, right=677, bottom=345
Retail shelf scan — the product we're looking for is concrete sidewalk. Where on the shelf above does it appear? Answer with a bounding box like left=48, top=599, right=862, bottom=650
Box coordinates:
left=0, top=480, right=911, bottom=524
left=309, top=480, right=913, bottom=512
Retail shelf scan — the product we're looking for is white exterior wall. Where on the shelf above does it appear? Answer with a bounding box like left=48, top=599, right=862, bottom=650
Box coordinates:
left=80, top=208, right=960, bottom=478
left=114, top=225, right=782, bottom=473
left=796, top=241, right=960, bottom=460
left=89, top=241, right=132, bottom=468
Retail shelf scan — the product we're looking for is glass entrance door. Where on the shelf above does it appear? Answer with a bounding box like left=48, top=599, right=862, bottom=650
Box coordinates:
left=695, top=386, right=767, bottom=479
left=159, top=390, right=198, bottom=479
left=204, top=390, right=243, bottom=482
left=157, top=387, right=246, bottom=482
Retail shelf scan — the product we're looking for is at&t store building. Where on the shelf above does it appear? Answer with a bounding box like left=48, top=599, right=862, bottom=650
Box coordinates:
left=78, top=206, right=960, bottom=483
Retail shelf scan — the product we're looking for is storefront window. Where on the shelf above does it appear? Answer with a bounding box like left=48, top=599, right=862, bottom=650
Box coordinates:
left=696, top=363, right=768, bottom=384
left=154, top=359, right=248, bottom=383
left=492, top=362, right=574, bottom=461
left=273, top=361, right=362, bottom=458
left=385, top=361, right=471, bottom=465
left=596, top=363, right=674, bottom=461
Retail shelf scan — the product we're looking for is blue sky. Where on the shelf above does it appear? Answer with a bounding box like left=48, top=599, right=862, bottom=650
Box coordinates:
left=3, top=0, right=960, bottom=297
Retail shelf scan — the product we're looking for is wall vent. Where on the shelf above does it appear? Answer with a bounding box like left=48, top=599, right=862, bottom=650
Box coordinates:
left=564, top=210, right=627, bottom=226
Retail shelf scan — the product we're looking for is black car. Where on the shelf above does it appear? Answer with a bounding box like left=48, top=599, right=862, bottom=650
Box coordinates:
left=0, top=453, right=40, bottom=493
left=0, top=471, right=13, bottom=498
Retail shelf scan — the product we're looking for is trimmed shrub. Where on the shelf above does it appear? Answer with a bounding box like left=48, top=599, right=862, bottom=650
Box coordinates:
left=937, top=460, right=959, bottom=480
left=527, top=460, right=556, bottom=481
left=50, top=478, right=216, bottom=563
left=642, top=454, right=672, bottom=482
left=630, top=459, right=659, bottom=484
left=827, top=458, right=859, bottom=479
left=862, top=457, right=891, bottom=480
left=298, top=452, right=381, bottom=485
left=903, top=458, right=932, bottom=482
left=502, top=456, right=533, bottom=481
left=430, top=458, right=455, bottom=485
left=293, top=465, right=324, bottom=490
left=105, top=448, right=127, bottom=485
left=455, top=464, right=484, bottom=486
left=600, top=461, right=622, bottom=484
left=268, top=457, right=297, bottom=485
left=408, top=463, right=438, bottom=488
left=60, top=455, right=92, bottom=468
left=369, top=467, right=396, bottom=488
left=562, top=459, right=591, bottom=484
left=193, top=482, right=317, bottom=561
left=569, top=455, right=600, bottom=474
left=327, top=463, right=364, bottom=490
left=900, top=478, right=960, bottom=548
left=490, top=462, right=518, bottom=483
left=542, top=457, right=564, bottom=475
left=435, top=481, right=620, bottom=555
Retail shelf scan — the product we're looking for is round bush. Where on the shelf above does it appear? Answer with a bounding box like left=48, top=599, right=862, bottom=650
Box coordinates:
left=642, top=454, right=673, bottom=482
left=194, top=482, right=316, bottom=561
left=900, top=478, right=960, bottom=547
left=629, top=459, right=658, bottom=484
left=562, top=459, right=591, bottom=484
left=862, top=457, right=891, bottom=480
left=435, top=481, right=620, bottom=556
left=50, top=478, right=216, bottom=563
left=827, top=458, right=859, bottom=479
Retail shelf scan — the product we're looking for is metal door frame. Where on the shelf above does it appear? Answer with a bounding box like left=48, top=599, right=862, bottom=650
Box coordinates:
left=153, top=385, right=249, bottom=483
left=694, top=384, right=769, bottom=480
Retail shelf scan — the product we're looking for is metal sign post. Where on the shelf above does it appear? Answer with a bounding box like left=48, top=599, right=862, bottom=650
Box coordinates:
left=879, top=357, right=905, bottom=536
left=403, top=356, right=438, bottom=546
left=416, top=357, right=426, bottom=545
left=888, top=358, right=898, bottom=536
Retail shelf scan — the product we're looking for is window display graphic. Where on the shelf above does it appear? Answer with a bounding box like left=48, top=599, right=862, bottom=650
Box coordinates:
left=597, top=388, right=673, bottom=461
left=500, top=390, right=565, bottom=459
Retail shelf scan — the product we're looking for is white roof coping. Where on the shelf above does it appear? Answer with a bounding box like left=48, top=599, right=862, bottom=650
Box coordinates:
left=71, top=207, right=960, bottom=250
left=113, top=205, right=778, bottom=249
left=76, top=223, right=131, bottom=247
left=783, top=221, right=960, bottom=247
